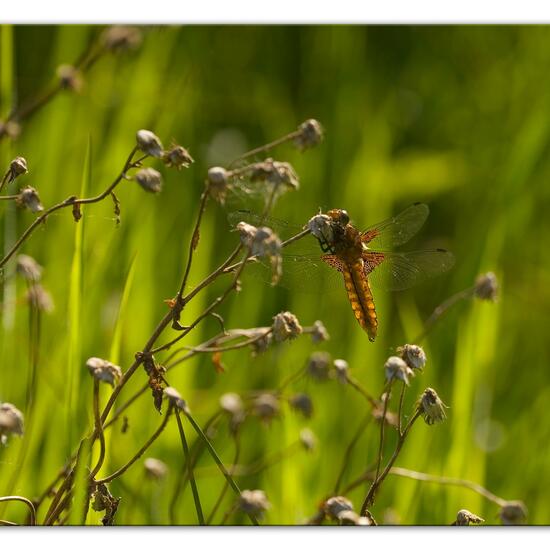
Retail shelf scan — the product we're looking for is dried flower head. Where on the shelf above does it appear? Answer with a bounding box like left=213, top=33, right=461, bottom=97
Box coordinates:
left=135, top=168, right=162, bottom=194
left=163, top=387, right=188, bottom=412
left=6, top=156, right=28, bottom=183
left=310, top=320, right=330, bottom=343
left=251, top=331, right=273, bottom=355
left=16, top=254, right=43, bottom=282
left=324, top=496, right=354, bottom=521
left=16, top=186, right=44, bottom=213
left=26, top=284, right=54, bottom=313
left=384, top=356, right=414, bottom=385
left=289, top=393, right=313, bottom=418
left=253, top=393, right=280, bottom=422
left=220, top=393, right=245, bottom=433
left=499, top=500, right=527, bottom=525
left=307, top=351, right=332, bottom=381
left=398, top=344, right=427, bottom=371
left=250, top=159, right=299, bottom=191
left=307, top=213, right=334, bottom=243
left=453, top=509, right=484, bottom=526
left=86, top=357, right=122, bottom=387
left=239, top=490, right=271, bottom=518
left=56, top=64, right=83, bottom=92
left=299, top=428, right=317, bottom=452
left=0, top=402, right=24, bottom=445
left=272, top=311, right=303, bottom=342
left=206, top=166, right=229, bottom=203
left=338, top=510, right=373, bottom=526
left=333, top=359, right=349, bottom=384
left=0, top=120, right=21, bottom=140
left=294, top=119, right=324, bottom=150
left=144, top=457, right=168, bottom=481
left=417, top=388, right=448, bottom=425
left=102, top=26, right=142, bottom=52
left=371, top=404, right=399, bottom=427
left=136, top=130, right=164, bottom=159
left=475, top=272, right=499, bottom=302
left=162, top=144, right=193, bottom=169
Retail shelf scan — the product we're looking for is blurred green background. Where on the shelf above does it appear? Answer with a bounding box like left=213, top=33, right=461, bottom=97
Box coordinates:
left=0, top=25, right=548, bottom=525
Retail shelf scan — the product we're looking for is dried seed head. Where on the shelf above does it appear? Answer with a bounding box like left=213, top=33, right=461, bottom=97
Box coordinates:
left=299, top=428, right=317, bottom=452
left=16, top=186, right=44, bottom=213
left=272, top=311, right=303, bottom=342
left=253, top=393, right=280, bottom=422
left=7, top=156, right=28, bottom=183
left=310, top=320, right=330, bottom=343
left=417, top=388, right=448, bottom=425
left=397, top=344, right=427, bottom=371
left=16, top=254, right=43, bottom=282
left=289, top=393, right=313, bottom=418
left=371, top=404, right=399, bottom=427
left=499, top=500, right=527, bottom=525
left=26, top=284, right=54, bottom=313
left=384, top=356, right=414, bottom=385
left=307, top=213, right=334, bottom=243
left=220, top=392, right=245, bottom=433
left=0, top=120, right=21, bottom=140
left=236, top=221, right=258, bottom=247
left=338, top=510, right=372, bottom=526
left=162, top=144, right=194, bottom=170
left=144, top=457, right=168, bottom=481
left=102, top=26, right=142, bottom=52
left=135, top=167, right=163, bottom=194
left=136, top=130, right=164, bottom=158
left=239, top=490, right=271, bottom=518
left=324, top=496, right=354, bottom=521
left=453, top=509, right=484, bottom=526
left=0, top=402, right=24, bottom=445
left=294, top=119, right=324, bottom=150
left=86, top=357, right=122, bottom=387
left=207, top=166, right=229, bottom=203
left=250, top=159, right=299, bottom=190
left=163, top=387, right=188, bottom=412
left=475, top=272, right=499, bottom=302
left=307, top=351, right=332, bottom=381
left=56, top=64, right=83, bottom=92
left=333, top=359, right=349, bottom=384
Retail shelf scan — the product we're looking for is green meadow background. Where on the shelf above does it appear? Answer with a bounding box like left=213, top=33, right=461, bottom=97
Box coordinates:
left=0, top=25, right=549, bottom=525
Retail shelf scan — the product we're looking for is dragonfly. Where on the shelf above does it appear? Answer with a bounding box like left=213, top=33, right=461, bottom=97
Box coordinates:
left=230, top=203, right=455, bottom=342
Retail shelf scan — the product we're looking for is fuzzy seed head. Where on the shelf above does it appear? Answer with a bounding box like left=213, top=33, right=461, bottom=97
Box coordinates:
left=338, top=510, right=373, bottom=526
left=272, top=311, right=303, bottom=342
left=135, top=167, right=162, bottom=194
left=86, top=357, right=122, bottom=387
left=102, top=26, right=142, bottom=52
left=207, top=166, right=229, bottom=203
left=333, top=359, right=349, bottom=384
left=250, top=159, right=299, bottom=190
left=289, top=393, right=313, bottom=418
left=454, top=509, right=484, bottom=526
left=144, top=457, right=168, bottom=480
left=475, top=272, right=499, bottom=302
left=26, top=284, right=54, bottom=313
left=324, top=496, right=354, bottom=521
left=163, top=387, right=188, bottom=411
left=239, top=490, right=271, bottom=518
left=384, top=356, right=414, bottom=385
left=8, top=156, right=28, bottom=182
left=499, top=500, right=527, bottom=525
left=253, top=393, right=280, bottom=422
left=398, top=344, right=427, bottom=371
left=310, top=320, right=330, bottom=343
left=16, top=254, right=43, bottom=282
left=162, top=144, right=194, bottom=169
left=417, top=388, right=448, bottom=425
left=299, top=428, right=317, bottom=452
left=307, top=213, right=334, bottom=243
left=136, top=129, right=164, bottom=158
left=57, top=64, right=83, bottom=92
left=294, top=119, right=324, bottom=150
left=0, top=402, right=24, bottom=445
left=16, top=186, right=44, bottom=213
left=307, top=351, right=332, bottom=381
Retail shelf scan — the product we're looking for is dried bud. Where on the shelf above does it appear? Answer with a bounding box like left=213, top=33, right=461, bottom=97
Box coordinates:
left=162, top=144, right=193, bottom=169
left=272, top=311, right=303, bottom=342
left=135, top=168, right=162, bottom=194
left=0, top=402, right=24, bottom=445
left=6, top=156, right=28, bottom=183
left=499, top=500, right=527, bottom=525
left=307, top=213, right=334, bottom=243
left=57, top=64, right=83, bottom=92
left=250, top=159, right=299, bottom=190
left=384, top=356, right=414, bottom=385
left=324, top=496, right=354, bottom=521
left=207, top=166, right=229, bottom=203
left=475, top=272, right=499, bottom=302
left=307, top=351, right=332, bottom=381
left=310, top=320, right=330, bottom=343
left=453, top=509, right=484, bottom=526
left=16, top=254, right=43, bottom=282
left=397, top=344, right=427, bottom=371
left=289, top=393, right=313, bottom=418
left=333, top=359, right=349, bottom=384
left=26, top=284, right=54, bottom=313
left=164, top=387, right=188, bottom=412
left=299, top=428, right=317, bottom=452
left=136, top=130, right=164, bottom=158
left=0, top=120, right=21, bottom=140
left=294, top=119, right=324, bottom=150
left=144, top=457, right=168, bottom=481
left=253, top=393, right=280, bottom=422
left=239, top=490, right=271, bottom=518
left=86, top=357, right=122, bottom=387
left=102, top=26, right=142, bottom=52
left=16, top=186, right=44, bottom=213
left=338, top=510, right=373, bottom=526
left=417, top=388, right=448, bottom=425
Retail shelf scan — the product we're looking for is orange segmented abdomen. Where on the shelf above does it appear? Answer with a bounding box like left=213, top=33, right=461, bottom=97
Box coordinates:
left=342, top=260, right=378, bottom=342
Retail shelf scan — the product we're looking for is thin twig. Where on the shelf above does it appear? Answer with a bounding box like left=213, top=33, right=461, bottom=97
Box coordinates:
left=0, top=496, right=36, bottom=525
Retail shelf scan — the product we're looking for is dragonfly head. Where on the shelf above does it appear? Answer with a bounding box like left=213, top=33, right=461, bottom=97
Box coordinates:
left=326, top=208, right=350, bottom=227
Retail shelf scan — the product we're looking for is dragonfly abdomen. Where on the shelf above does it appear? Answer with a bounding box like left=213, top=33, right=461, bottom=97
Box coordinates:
left=343, top=260, right=378, bottom=342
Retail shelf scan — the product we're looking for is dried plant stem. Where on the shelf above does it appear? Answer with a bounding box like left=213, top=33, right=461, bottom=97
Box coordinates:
left=0, top=194, right=18, bottom=200
left=0, top=496, right=36, bottom=525
left=174, top=407, right=205, bottom=525
left=397, top=382, right=407, bottom=435
left=233, top=130, right=301, bottom=164
left=89, top=379, right=106, bottom=478
left=374, top=381, right=393, bottom=484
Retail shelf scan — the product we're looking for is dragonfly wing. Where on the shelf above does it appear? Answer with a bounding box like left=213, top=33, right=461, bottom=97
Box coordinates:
left=361, top=202, right=430, bottom=248
left=363, top=249, right=455, bottom=291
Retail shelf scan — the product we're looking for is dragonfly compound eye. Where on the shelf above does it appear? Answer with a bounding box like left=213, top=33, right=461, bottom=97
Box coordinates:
left=339, top=210, right=350, bottom=225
